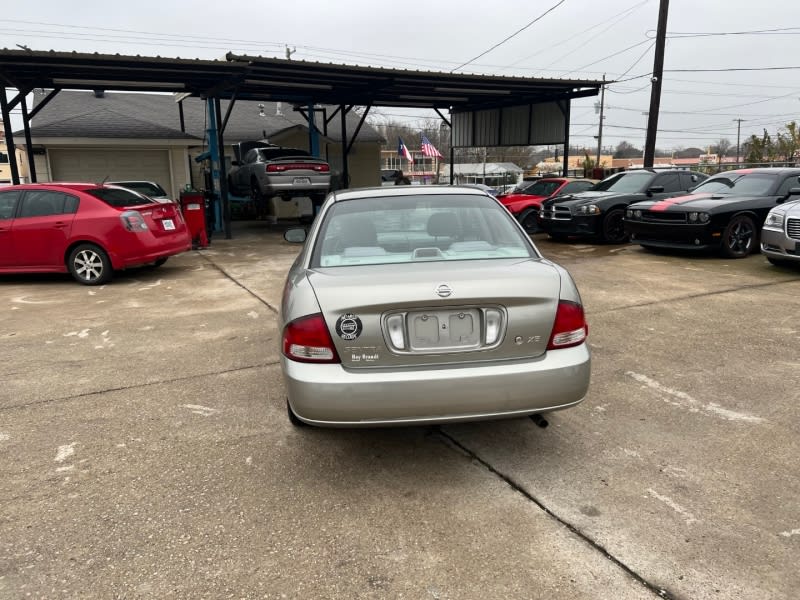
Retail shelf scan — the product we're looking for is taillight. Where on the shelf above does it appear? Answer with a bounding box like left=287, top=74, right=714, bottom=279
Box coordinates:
left=282, top=313, right=340, bottom=363
left=120, top=210, right=148, bottom=232
left=266, top=163, right=329, bottom=172
left=547, top=301, right=587, bottom=350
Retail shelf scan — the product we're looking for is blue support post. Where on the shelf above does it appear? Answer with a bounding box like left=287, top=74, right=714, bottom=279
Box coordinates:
left=205, top=98, right=223, bottom=232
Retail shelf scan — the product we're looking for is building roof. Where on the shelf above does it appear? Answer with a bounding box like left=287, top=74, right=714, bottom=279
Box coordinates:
left=23, top=90, right=383, bottom=144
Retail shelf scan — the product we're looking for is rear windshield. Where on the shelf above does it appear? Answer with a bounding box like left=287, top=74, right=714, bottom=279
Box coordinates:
left=311, top=194, right=536, bottom=268
left=86, top=188, right=155, bottom=207
left=692, top=173, right=777, bottom=196
left=113, top=182, right=167, bottom=196
left=258, top=148, right=310, bottom=160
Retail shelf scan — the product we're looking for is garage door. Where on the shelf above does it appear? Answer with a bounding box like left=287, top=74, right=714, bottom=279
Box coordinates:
left=49, top=149, right=171, bottom=192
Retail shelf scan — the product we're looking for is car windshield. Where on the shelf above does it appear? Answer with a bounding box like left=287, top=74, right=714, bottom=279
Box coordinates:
left=312, top=194, right=536, bottom=268
left=86, top=188, right=155, bottom=207
left=593, top=171, right=654, bottom=193
left=114, top=182, right=167, bottom=196
left=523, top=180, right=563, bottom=197
left=691, top=173, right=777, bottom=196
left=510, top=181, right=536, bottom=193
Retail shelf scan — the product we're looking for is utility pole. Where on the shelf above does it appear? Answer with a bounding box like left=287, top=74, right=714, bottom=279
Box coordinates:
left=734, top=118, right=745, bottom=164
left=643, top=0, right=669, bottom=167
left=595, top=74, right=606, bottom=167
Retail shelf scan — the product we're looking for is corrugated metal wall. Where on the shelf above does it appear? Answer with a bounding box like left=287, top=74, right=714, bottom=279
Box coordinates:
left=452, top=101, right=567, bottom=147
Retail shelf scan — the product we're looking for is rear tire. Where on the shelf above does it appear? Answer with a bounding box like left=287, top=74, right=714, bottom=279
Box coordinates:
left=67, top=243, right=112, bottom=285
left=287, top=399, right=307, bottom=427
left=518, top=209, right=539, bottom=233
left=548, top=233, right=568, bottom=242
left=601, top=208, right=628, bottom=244
left=721, top=215, right=756, bottom=258
left=153, top=258, right=168, bottom=267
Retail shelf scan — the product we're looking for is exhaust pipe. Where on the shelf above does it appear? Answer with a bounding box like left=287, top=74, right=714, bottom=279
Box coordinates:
left=530, top=414, right=549, bottom=429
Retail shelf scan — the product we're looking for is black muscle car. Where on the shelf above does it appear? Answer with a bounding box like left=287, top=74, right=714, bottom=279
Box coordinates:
left=624, top=168, right=800, bottom=258
left=538, top=169, right=707, bottom=243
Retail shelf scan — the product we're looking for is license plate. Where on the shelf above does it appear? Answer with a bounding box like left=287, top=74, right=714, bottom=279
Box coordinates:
left=293, top=177, right=311, bottom=185
left=162, top=219, right=175, bottom=230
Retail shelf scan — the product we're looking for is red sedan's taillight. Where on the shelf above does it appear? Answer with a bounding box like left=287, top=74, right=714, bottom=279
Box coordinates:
left=282, top=313, right=340, bottom=363
left=547, top=301, right=588, bottom=350
left=120, top=210, right=148, bottom=232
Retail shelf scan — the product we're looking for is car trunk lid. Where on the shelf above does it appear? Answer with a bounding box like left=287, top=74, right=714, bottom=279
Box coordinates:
left=307, top=258, right=562, bottom=369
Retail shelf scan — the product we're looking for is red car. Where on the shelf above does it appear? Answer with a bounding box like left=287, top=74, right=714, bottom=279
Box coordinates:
left=498, top=178, right=597, bottom=232
left=0, top=183, right=192, bottom=285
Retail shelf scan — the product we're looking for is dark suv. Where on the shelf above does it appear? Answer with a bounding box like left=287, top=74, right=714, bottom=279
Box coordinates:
left=539, top=169, right=707, bottom=243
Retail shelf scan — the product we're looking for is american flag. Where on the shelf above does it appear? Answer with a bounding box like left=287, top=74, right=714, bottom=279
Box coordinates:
left=420, top=135, right=443, bottom=158
left=397, top=137, right=414, bottom=163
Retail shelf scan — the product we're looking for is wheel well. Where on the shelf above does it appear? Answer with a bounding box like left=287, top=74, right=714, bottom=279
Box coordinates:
left=64, top=241, right=107, bottom=267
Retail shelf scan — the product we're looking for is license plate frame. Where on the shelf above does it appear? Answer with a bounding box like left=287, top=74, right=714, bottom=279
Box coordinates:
left=293, top=177, right=311, bottom=185
left=407, top=308, right=482, bottom=352
left=162, top=219, right=175, bottom=231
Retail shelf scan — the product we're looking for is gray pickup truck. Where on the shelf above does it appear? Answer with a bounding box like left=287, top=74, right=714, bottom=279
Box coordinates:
left=228, top=144, right=331, bottom=202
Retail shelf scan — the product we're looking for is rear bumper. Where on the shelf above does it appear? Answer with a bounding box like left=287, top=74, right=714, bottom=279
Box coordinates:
left=282, top=345, right=591, bottom=427
left=761, top=227, right=800, bottom=262
left=109, top=232, right=192, bottom=269
left=624, top=221, right=720, bottom=250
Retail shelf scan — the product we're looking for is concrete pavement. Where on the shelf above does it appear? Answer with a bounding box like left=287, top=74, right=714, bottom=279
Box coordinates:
left=1, top=224, right=798, bottom=599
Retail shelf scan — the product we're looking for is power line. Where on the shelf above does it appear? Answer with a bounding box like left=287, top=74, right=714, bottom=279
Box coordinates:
left=564, top=39, right=652, bottom=75
left=661, top=27, right=800, bottom=38
left=666, top=66, right=800, bottom=73
left=503, top=0, right=650, bottom=71
left=451, top=0, right=566, bottom=72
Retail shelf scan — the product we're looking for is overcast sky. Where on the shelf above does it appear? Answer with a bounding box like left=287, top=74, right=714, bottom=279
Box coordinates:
left=3, top=0, right=799, bottom=153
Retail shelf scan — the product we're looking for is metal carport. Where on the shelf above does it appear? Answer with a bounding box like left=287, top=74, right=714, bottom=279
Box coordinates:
left=0, top=49, right=603, bottom=237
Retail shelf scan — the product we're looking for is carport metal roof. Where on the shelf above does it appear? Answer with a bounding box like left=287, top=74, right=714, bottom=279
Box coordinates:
left=0, top=48, right=603, bottom=238
left=0, top=49, right=603, bottom=109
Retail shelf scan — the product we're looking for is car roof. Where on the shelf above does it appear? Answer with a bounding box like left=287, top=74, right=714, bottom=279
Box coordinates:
left=331, top=185, right=492, bottom=202
left=5, top=182, right=104, bottom=191
left=707, top=168, right=800, bottom=176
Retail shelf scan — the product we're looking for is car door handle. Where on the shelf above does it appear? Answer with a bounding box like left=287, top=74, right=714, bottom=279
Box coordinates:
left=53, top=221, right=68, bottom=229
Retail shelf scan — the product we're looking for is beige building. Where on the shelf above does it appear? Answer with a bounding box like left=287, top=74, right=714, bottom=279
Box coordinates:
left=15, top=91, right=383, bottom=216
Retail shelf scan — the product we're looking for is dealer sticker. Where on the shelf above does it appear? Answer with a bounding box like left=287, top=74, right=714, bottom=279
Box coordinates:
left=335, top=313, right=363, bottom=341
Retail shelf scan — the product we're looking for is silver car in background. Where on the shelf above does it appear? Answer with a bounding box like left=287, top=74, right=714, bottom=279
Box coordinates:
left=761, top=181, right=800, bottom=266
left=280, top=186, right=591, bottom=427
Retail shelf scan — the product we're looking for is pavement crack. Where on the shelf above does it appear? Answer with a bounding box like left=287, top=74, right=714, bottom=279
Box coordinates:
left=0, top=362, right=280, bottom=412
left=201, top=254, right=279, bottom=314
left=591, top=277, right=800, bottom=316
left=436, top=427, right=677, bottom=600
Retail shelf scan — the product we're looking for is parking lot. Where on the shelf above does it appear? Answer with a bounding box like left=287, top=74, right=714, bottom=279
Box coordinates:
left=1, top=224, right=798, bottom=599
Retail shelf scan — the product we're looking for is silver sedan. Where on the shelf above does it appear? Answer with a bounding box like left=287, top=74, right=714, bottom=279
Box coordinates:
left=280, top=186, right=591, bottom=427
left=761, top=193, right=800, bottom=266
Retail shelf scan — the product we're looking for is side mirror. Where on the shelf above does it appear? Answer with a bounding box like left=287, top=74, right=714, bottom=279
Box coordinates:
left=284, top=228, right=307, bottom=243
left=646, top=185, right=665, bottom=196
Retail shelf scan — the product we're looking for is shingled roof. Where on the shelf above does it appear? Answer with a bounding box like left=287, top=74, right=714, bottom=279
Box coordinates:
left=23, top=90, right=384, bottom=144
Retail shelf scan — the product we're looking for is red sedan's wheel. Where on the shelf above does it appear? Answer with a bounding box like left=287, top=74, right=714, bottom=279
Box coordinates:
left=67, top=243, right=112, bottom=285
